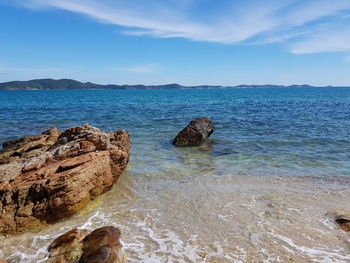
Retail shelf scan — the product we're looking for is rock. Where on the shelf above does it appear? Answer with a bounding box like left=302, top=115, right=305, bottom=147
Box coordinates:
left=0, top=127, right=61, bottom=165
left=79, top=226, right=124, bottom=263
left=173, top=117, right=215, bottom=146
left=46, top=226, right=126, bottom=263
left=0, top=124, right=130, bottom=235
left=335, top=214, right=350, bottom=232
left=0, top=259, right=7, bottom=263
left=47, top=229, right=89, bottom=262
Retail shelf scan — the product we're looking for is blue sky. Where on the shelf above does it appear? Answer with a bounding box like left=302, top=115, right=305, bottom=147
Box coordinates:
left=0, top=0, right=350, bottom=86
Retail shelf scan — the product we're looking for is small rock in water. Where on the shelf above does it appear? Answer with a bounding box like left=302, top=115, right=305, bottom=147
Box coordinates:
left=46, top=226, right=126, bottom=263
left=335, top=214, right=350, bottom=232
left=173, top=117, right=215, bottom=146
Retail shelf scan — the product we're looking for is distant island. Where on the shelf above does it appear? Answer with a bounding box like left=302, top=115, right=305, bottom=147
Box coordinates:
left=0, top=78, right=337, bottom=90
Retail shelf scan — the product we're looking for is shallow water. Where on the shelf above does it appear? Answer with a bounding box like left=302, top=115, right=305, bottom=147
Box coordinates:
left=0, top=88, right=350, bottom=262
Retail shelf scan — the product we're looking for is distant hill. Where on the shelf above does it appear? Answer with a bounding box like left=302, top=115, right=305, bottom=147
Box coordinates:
left=0, top=78, right=334, bottom=90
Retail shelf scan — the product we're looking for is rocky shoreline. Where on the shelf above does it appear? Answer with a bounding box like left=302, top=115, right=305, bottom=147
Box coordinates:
left=0, top=124, right=130, bottom=236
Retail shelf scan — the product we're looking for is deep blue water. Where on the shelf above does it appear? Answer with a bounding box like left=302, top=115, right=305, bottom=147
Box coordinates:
left=0, top=88, right=349, bottom=177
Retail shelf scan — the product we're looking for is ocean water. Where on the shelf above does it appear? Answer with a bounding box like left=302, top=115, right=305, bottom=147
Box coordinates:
left=0, top=88, right=350, bottom=262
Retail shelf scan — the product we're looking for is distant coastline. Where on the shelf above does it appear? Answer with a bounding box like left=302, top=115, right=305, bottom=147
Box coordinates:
left=0, top=78, right=343, bottom=90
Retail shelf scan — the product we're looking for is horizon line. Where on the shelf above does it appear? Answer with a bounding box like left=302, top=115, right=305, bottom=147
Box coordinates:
left=1, top=78, right=349, bottom=89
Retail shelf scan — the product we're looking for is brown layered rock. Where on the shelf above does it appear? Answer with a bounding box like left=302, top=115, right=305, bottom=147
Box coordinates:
left=0, top=125, right=130, bottom=235
left=46, top=226, right=126, bottom=263
left=0, top=127, right=61, bottom=165
left=173, top=117, right=215, bottom=146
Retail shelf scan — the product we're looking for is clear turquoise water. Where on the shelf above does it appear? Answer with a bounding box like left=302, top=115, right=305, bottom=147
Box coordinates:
left=1, top=88, right=350, bottom=262
left=1, top=88, right=349, bottom=177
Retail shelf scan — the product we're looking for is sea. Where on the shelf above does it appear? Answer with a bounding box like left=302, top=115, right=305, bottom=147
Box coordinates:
left=0, top=87, right=350, bottom=262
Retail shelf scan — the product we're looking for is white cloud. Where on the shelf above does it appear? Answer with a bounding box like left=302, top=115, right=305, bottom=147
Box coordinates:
left=282, top=0, right=350, bottom=26
left=291, top=28, right=350, bottom=54
left=8, top=0, right=350, bottom=54
left=288, top=19, right=350, bottom=54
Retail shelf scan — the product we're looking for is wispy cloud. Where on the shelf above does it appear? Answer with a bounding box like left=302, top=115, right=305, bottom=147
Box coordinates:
left=8, top=0, right=350, bottom=54
left=0, top=64, right=74, bottom=82
left=290, top=27, right=350, bottom=54
left=113, top=64, right=158, bottom=74
left=0, top=65, right=63, bottom=75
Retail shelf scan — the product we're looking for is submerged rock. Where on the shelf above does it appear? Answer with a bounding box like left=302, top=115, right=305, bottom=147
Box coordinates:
left=0, top=124, right=130, bottom=236
left=173, top=117, right=215, bottom=146
left=46, top=226, right=126, bottom=263
left=335, top=214, right=350, bottom=232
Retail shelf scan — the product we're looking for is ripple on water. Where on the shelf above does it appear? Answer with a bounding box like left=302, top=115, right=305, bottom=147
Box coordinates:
left=1, top=170, right=350, bottom=263
left=1, top=88, right=350, bottom=262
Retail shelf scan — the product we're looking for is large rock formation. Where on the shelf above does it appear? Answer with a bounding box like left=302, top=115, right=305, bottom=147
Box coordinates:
left=0, top=124, right=130, bottom=235
left=173, top=117, right=215, bottom=146
left=46, top=226, right=126, bottom=263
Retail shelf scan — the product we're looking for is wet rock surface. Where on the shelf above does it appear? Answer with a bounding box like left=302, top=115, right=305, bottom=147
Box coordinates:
left=173, top=117, right=215, bottom=146
left=0, top=124, right=130, bottom=235
left=46, top=226, right=125, bottom=263
left=335, top=214, right=350, bottom=232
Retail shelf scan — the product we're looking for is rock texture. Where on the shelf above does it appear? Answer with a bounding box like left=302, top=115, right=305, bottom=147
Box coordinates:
left=46, top=226, right=126, bottom=263
left=173, top=117, right=215, bottom=146
left=335, top=214, right=350, bottom=232
left=0, top=124, right=130, bottom=235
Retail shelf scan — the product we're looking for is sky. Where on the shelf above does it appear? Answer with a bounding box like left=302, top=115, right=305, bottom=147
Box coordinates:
left=0, top=0, right=350, bottom=86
